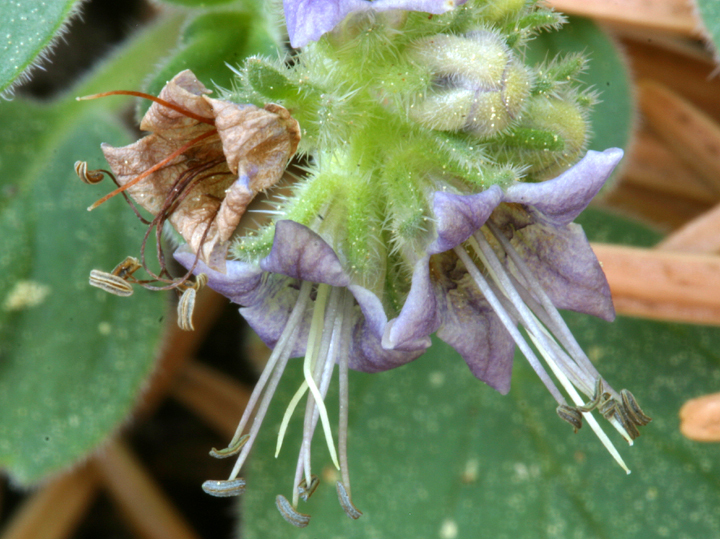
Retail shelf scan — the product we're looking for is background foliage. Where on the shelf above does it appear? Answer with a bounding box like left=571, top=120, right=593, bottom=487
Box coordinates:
left=0, top=1, right=717, bottom=538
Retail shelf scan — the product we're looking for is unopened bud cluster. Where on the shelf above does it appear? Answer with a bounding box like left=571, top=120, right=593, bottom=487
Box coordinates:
left=226, top=1, right=594, bottom=315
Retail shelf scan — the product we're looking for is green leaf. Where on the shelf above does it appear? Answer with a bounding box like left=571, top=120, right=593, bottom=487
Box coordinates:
left=71, top=14, right=185, bottom=105
left=159, top=0, right=238, bottom=5
left=143, top=10, right=278, bottom=107
left=239, top=209, right=720, bottom=538
left=0, top=101, right=166, bottom=484
left=695, top=0, right=720, bottom=58
left=526, top=16, right=634, bottom=154
left=0, top=0, right=81, bottom=94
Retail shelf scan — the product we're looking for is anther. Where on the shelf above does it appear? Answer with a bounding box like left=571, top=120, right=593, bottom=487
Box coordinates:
left=89, top=270, right=134, bottom=297
left=276, top=495, right=311, bottom=527
left=201, top=478, right=246, bottom=497
left=111, top=256, right=142, bottom=279
left=209, top=434, right=249, bottom=459
left=556, top=403, right=583, bottom=432
left=576, top=378, right=604, bottom=413
left=177, top=287, right=197, bottom=331
left=297, top=475, right=319, bottom=502
left=74, top=161, right=106, bottom=184
left=621, top=389, right=652, bottom=426
left=336, top=481, right=362, bottom=520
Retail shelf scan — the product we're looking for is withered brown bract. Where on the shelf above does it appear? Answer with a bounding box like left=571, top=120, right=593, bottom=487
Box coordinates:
left=101, top=70, right=301, bottom=272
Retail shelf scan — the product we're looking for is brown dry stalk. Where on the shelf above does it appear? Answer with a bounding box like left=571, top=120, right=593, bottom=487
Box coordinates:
left=546, top=0, right=697, bottom=35
left=93, top=439, right=201, bottom=539
left=171, top=360, right=252, bottom=439
left=658, top=202, right=720, bottom=253
left=621, top=128, right=717, bottom=205
left=680, top=392, right=720, bottom=442
left=0, top=465, right=98, bottom=539
left=638, top=80, right=720, bottom=196
left=592, top=243, right=720, bottom=326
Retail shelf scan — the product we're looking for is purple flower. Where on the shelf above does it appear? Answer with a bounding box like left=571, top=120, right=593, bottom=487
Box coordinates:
left=383, top=148, right=649, bottom=469
left=284, top=0, right=464, bottom=47
left=175, top=219, right=424, bottom=526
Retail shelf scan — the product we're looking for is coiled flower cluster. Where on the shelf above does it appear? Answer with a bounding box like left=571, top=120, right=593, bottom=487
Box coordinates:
left=81, top=0, right=648, bottom=528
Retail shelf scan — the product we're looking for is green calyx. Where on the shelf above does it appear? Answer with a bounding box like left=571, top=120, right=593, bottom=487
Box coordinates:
left=228, top=0, right=593, bottom=314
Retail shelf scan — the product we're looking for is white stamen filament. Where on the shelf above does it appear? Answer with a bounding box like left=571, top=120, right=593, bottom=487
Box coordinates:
left=485, top=221, right=610, bottom=392
left=467, top=232, right=632, bottom=470
left=452, top=246, right=566, bottom=404
left=525, top=330, right=631, bottom=472
left=298, top=286, right=342, bottom=490
left=227, top=282, right=312, bottom=480
left=228, top=281, right=312, bottom=448
left=337, top=290, right=354, bottom=494
left=276, top=288, right=339, bottom=460
left=301, top=284, right=340, bottom=473
left=276, top=381, right=309, bottom=457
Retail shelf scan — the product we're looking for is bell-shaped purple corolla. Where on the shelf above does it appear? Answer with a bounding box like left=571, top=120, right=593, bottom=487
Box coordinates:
left=175, top=219, right=425, bottom=526
left=284, top=0, right=464, bottom=48
left=384, top=148, right=647, bottom=471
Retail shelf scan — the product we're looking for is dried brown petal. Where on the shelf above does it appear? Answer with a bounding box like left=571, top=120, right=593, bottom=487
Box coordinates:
left=100, top=70, right=300, bottom=272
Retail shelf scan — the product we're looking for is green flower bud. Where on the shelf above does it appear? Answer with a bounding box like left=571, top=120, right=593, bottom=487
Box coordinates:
left=406, top=30, right=531, bottom=138
left=484, top=0, right=526, bottom=22
left=507, top=95, right=588, bottom=180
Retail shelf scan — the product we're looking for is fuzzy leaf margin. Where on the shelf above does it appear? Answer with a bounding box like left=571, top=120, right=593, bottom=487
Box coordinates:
left=0, top=0, right=81, bottom=94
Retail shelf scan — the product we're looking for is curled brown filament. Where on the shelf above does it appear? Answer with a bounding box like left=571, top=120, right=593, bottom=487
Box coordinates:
left=75, top=161, right=105, bottom=184
left=209, top=434, right=250, bottom=459
left=201, top=478, right=246, bottom=497
left=297, top=475, right=319, bottom=502
left=336, top=481, right=362, bottom=520
left=75, top=162, right=151, bottom=224
left=275, top=495, right=311, bottom=528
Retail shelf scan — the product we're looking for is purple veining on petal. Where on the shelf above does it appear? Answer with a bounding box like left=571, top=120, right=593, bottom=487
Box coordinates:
left=385, top=251, right=515, bottom=392
left=284, top=0, right=464, bottom=48
left=498, top=217, right=615, bottom=321
left=260, top=220, right=351, bottom=287
left=429, top=185, right=503, bottom=254
left=504, top=148, right=623, bottom=226
left=435, top=283, right=515, bottom=394
left=240, top=278, right=312, bottom=359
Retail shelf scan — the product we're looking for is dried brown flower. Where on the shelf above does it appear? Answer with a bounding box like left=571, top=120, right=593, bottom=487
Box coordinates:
left=98, top=69, right=301, bottom=273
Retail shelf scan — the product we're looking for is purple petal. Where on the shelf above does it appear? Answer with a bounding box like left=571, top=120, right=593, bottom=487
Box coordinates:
left=176, top=222, right=424, bottom=371
left=260, top=220, right=350, bottom=287
left=385, top=252, right=515, bottom=393
left=240, top=277, right=312, bottom=359
left=383, top=256, right=439, bottom=351
left=174, top=245, right=263, bottom=305
left=490, top=205, right=615, bottom=321
left=429, top=185, right=503, bottom=254
left=435, top=291, right=515, bottom=394
left=349, top=284, right=427, bottom=372
left=285, top=0, right=464, bottom=48
left=504, top=148, right=623, bottom=227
